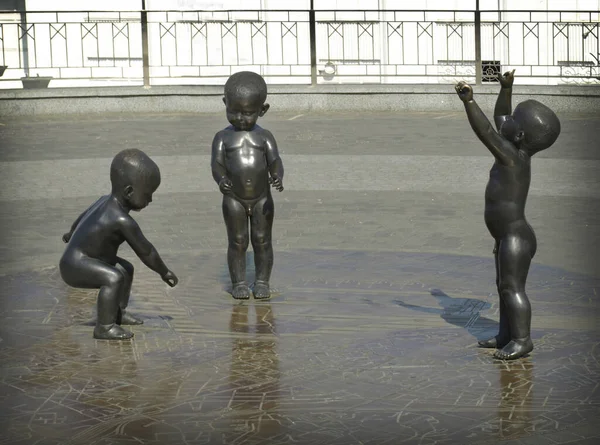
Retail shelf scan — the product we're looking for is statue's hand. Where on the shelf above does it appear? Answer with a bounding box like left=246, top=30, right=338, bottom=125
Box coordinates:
left=498, top=69, right=515, bottom=88
left=218, top=178, right=233, bottom=195
left=162, top=270, right=178, bottom=287
left=269, top=175, right=284, bottom=192
left=455, top=81, right=473, bottom=102
left=62, top=232, right=71, bottom=243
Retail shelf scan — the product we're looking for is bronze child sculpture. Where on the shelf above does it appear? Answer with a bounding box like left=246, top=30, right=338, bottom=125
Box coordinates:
left=211, top=71, right=284, bottom=300
left=60, top=149, right=178, bottom=340
left=455, top=70, right=560, bottom=360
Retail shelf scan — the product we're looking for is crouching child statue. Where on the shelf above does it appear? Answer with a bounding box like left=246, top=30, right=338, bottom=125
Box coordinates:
left=60, top=149, right=178, bottom=340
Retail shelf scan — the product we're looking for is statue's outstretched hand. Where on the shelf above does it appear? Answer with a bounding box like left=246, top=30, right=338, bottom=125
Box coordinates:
left=498, top=69, right=516, bottom=88
left=162, top=270, right=178, bottom=287
left=455, top=81, right=473, bottom=102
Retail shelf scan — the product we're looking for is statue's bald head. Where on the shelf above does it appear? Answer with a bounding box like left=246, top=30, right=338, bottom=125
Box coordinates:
left=514, top=100, right=561, bottom=156
left=224, top=71, right=267, bottom=105
left=110, top=148, right=161, bottom=192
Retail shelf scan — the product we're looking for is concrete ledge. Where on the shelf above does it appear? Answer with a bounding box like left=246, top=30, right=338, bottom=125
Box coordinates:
left=1, top=84, right=599, bottom=116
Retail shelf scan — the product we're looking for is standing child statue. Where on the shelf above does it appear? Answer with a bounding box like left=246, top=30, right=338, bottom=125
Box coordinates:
left=455, top=70, right=560, bottom=360
left=60, top=149, right=178, bottom=340
left=211, top=71, right=284, bottom=300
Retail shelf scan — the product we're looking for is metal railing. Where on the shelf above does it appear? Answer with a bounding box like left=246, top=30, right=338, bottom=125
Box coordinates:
left=0, top=8, right=598, bottom=88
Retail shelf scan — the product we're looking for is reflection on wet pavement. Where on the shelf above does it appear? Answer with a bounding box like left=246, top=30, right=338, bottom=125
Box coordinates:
left=497, top=360, right=534, bottom=439
left=1, top=250, right=599, bottom=444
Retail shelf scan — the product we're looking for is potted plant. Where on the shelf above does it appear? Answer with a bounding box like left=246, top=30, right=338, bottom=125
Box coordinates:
left=21, top=73, right=52, bottom=89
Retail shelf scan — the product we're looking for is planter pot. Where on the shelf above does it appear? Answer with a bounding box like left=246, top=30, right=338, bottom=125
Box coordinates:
left=21, top=76, right=52, bottom=89
left=0, top=66, right=6, bottom=77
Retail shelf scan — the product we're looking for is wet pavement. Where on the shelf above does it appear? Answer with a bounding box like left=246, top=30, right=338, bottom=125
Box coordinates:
left=0, top=111, right=599, bottom=444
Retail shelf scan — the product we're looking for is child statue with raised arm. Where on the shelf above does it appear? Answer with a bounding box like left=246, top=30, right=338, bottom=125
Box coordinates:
left=455, top=70, right=560, bottom=360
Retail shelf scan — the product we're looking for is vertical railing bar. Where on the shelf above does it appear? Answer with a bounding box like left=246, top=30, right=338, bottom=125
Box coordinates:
left=1, top=25, right=4, bottom=66
left=195, top=10, right=199, bottom=69
left=296, top=19, right=299, bottom=68
left=357, top=23, right=360, bottom=65
left=49, top=20, right=53, bottom=69
left=461, top=24, right=463, bottom=61
left=417, top=20, right=421, bottom=65
left=95, top=19, right=100, bottom=68
left=252, top=15, right=257, bottom=68
left=532, top=22, right=541, bottom=72
left=141, top=0, right=150, bottom=86
left=55, top=9, right=59, bottom=71
left=552, top=21, right=555, bottom=66
left=124, top=22, right=129, bottom=68
left=64, top=22, right=69, bottom=68
left=160, top=22, right=165, bottom=68
left=522, top=23, right=525, bottom=69
left=111, top=22, right=116, bottom=70
left=388, top=18, right=392, bottom=67
left=256, top=11, right=260, bottom=72
left=581, top=22, right=585, bottom=64
left=342, top=23, right=345, bottom=65
left=174, top=21, right=178, bottom=67
left=189, top=22, right=193, bottom=66
left=220, top=23, right=224, bottom=67
left=280, top=22, right=284, bottom=68
left=19, top=1, right=29, bottom=75
left=558, top=5, right=562, bottom=75
left=492, top=22, right=496, bottom=67
left=386, top=21, right=390, bottom=66
left=401, top=22, right=404, bottom=65
left=566, top=17, right=569, bottom=63
left=204, top=20, right=208, bottom=67
left=309, top=0, right=317, bottom=85
left=475, top=1, right=482, bottom=85
left=430, top=22, right=433, bottom=68
left=507, top=20, right=511, bottom=66
left=31, top=24, right=36, bottom=72
left=265, top=17, right=269, bottom=66
left=372, top=22, right=375, bottom=79
left=446, top=24, right=449, bottom=64
left=235, top=23, right=239, bottom=66
left=80, top=22, right=84, bottom=69
left=327, top=23, right=331, bottom=66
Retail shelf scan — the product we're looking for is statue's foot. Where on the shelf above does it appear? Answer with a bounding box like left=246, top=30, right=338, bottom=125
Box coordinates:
left=493, top=337, right=533, bottom=360
left=117, top=309, right=144, bottom=325
left=253, top=281, right=271, bottom=300
left=93, top=323, right=134, bottom=340
left=478, top=334, right=510, bottom=349
left=232, top=283, right=250, bottom=300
